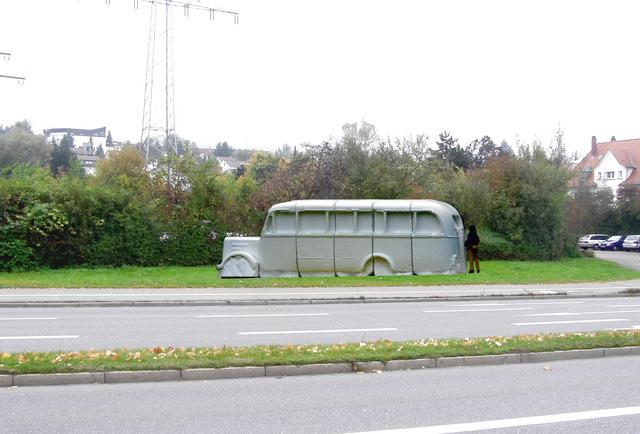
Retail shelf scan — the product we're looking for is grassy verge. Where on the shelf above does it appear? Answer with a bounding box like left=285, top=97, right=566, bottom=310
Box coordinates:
left=1, top=330, right=639, bottom=375
left=0, top=258, right=638, bottom=288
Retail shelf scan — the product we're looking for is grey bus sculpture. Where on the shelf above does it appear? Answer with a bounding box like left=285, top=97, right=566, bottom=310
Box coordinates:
left=217, top=199, right=466, bottom=278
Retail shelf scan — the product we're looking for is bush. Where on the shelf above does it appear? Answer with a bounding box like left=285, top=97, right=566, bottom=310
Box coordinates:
left=89, top=212, right=161, bottom=267
left=158, top=222, right=216, bottom=266
left=477, top=229, right=518, bottom=260
left=0, top=239, right=35, bottom=271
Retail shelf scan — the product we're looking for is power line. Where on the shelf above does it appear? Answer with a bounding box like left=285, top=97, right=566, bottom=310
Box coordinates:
left=0, top=52, right=26, bottom=84
left=105, top=0, right=238, bottom=161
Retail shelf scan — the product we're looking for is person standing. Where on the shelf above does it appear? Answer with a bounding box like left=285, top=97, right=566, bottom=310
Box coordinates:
left=464, top=225, right=480, bottom=273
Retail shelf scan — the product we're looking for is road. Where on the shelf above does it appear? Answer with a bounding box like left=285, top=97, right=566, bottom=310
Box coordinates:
left=3, top=356, right=640, bottom=433
left=2, top=297, right=640, bottom=352
left=595, top=250, right=640, bottom=272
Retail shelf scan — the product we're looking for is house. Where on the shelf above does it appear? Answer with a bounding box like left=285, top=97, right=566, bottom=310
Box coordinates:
left=44, top=127, right=114, bottom=175
left=195, top=147, right=216, bottom=163
left=570, top=136, right=640, bottom=194
left=44, top=127, right=107, bottom=150
left=216, top=156, right=245, bottom=174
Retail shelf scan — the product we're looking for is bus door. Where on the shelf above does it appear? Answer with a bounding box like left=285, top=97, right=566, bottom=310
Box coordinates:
left=296, top=211, right=335, bottom=276
left=373, top=211, right=413, bottom=275
left=335, top=211, right=373, bottom=276
left=258, top=211, right=298, bottom=277
left=412, top=211, right=449, bottom=274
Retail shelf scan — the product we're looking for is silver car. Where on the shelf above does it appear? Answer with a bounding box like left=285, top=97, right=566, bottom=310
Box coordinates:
left=577, top=234, right=609, bottom=250
left=623, top=235, right=640, bottom=252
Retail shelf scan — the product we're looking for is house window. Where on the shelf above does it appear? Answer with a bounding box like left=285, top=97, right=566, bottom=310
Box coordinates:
left=605, top=171, right=615, bottom=179
left=598, top=172, right=602, bottom=180
left=619, top=171, right=623, bottom=179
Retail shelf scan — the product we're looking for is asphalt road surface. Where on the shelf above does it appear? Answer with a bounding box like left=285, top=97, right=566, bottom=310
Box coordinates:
left=2, top=297, right=640, bottom=352
left=3, top=356, right=640, bottom=433
left=595, top=250, right=640, bottom=272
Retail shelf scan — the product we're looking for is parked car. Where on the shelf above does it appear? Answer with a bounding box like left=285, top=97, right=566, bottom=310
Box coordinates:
left=623, top=235, right=640, bottom=251
left=577, top=234, right=609, bottom=250
left=602, top=235, right=626, bottom=251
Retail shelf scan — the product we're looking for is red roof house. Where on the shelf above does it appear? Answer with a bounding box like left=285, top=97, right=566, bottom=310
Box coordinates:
left=570, top=136, right=640, bottom=192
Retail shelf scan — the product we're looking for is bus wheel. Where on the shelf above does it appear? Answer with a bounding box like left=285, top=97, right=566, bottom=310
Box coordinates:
left=362, top=259, right=374, bottom=276
left=374, top=258, right=393, bottom=276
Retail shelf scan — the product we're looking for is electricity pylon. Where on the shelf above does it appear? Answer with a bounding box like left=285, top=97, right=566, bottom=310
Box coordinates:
left=106, top=0, right=239, bottom=161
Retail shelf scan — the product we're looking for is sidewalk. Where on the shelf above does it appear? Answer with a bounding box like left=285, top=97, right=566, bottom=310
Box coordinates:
left=1, top=280, right=639, bottom=307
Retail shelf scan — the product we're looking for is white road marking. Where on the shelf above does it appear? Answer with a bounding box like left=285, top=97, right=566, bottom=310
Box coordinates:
left=350, top=405, right=640, bottom=433
left=197, top=313, right=329, bottom=318
left=608, top=304, right=640, bottom=307
left=0, top=317, right=56, bottom=321
left=513, top=318, right=627, bottom=326
left=423, top=308, right=534, bottom=313
left=610, top=325, right=640, bottom=331
left=238, top=327, right=397, bottom=335
left=0, top=335, right=79, bottom=340
left=446, top=301, right=585, bottom=307
left=515, top=310, right=640, bottom=317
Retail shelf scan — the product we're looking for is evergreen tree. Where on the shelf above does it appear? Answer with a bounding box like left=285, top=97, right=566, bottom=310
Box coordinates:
left=106, top=130, right=113, bottom=147
left=434, top=132, right=474, bottom=170
left=50, top=133, right=77, bottom=176
left=214, top=141, right=233, bottom=157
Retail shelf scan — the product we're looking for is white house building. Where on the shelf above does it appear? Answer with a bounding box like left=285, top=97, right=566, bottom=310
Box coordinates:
left=216, top=156, right=245, bottom=173
left=44, top=127, right=107, bottom=151
left=43, top=127, right=122, bottom=175
left=570, top=136, right=640, bottom=194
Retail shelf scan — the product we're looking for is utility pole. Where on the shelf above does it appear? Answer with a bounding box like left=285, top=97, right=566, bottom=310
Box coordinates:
left=106, top=0, right=239, bottom=162
left=0, top=52, right=26, bottom=83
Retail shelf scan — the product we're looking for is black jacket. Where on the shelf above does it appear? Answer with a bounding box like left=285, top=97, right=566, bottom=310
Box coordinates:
left=464, top=232, right=480, bottom=249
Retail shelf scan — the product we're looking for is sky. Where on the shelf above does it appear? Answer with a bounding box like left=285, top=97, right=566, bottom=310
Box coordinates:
left=1, top=0, right=640, bottom=157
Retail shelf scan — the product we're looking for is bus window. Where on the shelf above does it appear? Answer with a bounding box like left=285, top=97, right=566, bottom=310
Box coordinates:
left=387, top=212, right=412, bottom=234
left=335, top=212, right=354, bottom=233
left=262, top=214, right=274, bottom=235
left=274, top=212, right=296, bottom=234
left=298, top=211, right=326, bottom=234
left=356, top=212, right=373, bottom=233
left=415, top=212, right=441, bottom=234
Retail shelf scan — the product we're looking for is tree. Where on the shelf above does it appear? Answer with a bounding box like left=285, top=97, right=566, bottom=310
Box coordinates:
left=214, top=141, right=233, bottom=157
left=95, top=147, right=153, bottom=194
left=247, top=152, right=279, bottom=185
left=96, top=144, right=105, bottom=158
left=50, top=133, right=78, bottom=176
left=483, top=143, right=571, bottom=259
left=434, top=132, right=474, bottom=170
left=467, top=136, right=503, bottom=167
left=549, top=124, right=568, bottom=167
left=0, top=121, right=51, bottom=168
left=106, top=130, right=113, bottom=147
left=275, top=144, right=294, bottom=159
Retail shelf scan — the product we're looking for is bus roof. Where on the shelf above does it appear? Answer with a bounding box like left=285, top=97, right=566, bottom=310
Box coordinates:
left=268, top=199, right=459, bottom=215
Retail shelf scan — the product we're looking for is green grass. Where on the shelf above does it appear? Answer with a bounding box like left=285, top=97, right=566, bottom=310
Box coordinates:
left=1, top=330, right=639, bottom=375
left=0, top=258, right=638, bottom=288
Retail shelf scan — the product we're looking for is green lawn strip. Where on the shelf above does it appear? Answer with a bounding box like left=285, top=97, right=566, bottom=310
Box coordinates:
left=0, top=258, right=639, bottom=288
left=2, top=330, right=639, bottom=375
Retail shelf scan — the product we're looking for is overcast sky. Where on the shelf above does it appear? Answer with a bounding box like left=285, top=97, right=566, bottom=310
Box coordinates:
left=1, top=0, right=639, bottom=156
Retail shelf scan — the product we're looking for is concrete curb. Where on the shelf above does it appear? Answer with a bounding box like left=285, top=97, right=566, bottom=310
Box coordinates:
left=105, top=370, right=181, bottom=383
left=4, top=346, right=640, bottom=387
left=1, top=291, right=639, bottom=308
